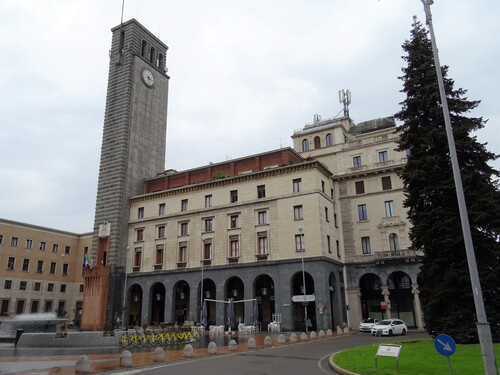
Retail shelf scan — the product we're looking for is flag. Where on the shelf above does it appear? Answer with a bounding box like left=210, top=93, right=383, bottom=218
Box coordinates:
left=83, top=254, right=90, bottom=269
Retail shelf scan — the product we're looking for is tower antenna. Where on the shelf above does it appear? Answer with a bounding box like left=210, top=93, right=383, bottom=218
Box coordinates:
left=120, top=0, right=125, bottom=25
left=338, top=89, right=351, bottom=118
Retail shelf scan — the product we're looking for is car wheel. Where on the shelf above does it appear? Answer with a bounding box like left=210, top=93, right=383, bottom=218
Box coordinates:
left=402, top=329, right=407, bottom=336
left=388, top=329, right=393, bottom=336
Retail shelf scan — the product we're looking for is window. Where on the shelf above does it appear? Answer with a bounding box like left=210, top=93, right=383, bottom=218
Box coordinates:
left=181, top=199, right=188, bottom=212
left=4, top=280, right=12, bottom=289
left=60, top=284, right=66, bottom=293
left=16, top=300, right=24, bottom=315
left=34, top=282, right=41, bottom=291
left=134, top=248, right=142, bottom=268
left=358, top=204, right=368, bottom=221
left=47, top=283, right=54, bottom=292
left=25, top=239, right=33, bottom=249
left=230, top=214, right=239, bottom=228
left=44, top=301, right=53, bottom=313
left=389, top=233, right=400, bottom=251
left=355, top=181, right=365, bottom=194
left=149, top=46, right=156, bottom=63
left=180, top=222, right=189, bottom=236
left=37, top=260, right=43, bottom=273
left=1, top=300, right=9, bottom=315
left=178, top=243, right=187, bottom=263
left=293, top=178, right=302, bottom=193
left=138, top=207, right=144, bottom=219
left=321, top=180, right=325, bottom=193
left=203, top=242, right=212, bottom=260
left=334, top=213, right=338, bottom=228
left=314, top=136, right=321, bottom=149
left=327, top=235, right=331, bottom=253
left=361, top=237, right=371, bottom=254
left=204, top=218, right=213, bottom=232
left=336, top=240, right=340, bottom=257
left=141, top=40, right=147, bottom=57
left=353, top=155, right=362, bottom=167
left=52, top=243, right=59, bottom=253
left=257, top=234, right=268, bottom=255
left=50, top=262, right=56, bottom=274
left=326, top=133, right=334, bottom=146
left=84, top=246, right=89, bottom=255
left=10, top=237, right=18, bottom=247
left=136, top=228, right=144, bottom=242
left=257, top=211, right=267, bottom=225
left=295, top=233, right=305, bottom=252
left=159, top=203, right=166, bottom=216
left=257, top=185, right=266, bottom=198
left=385, top=200, right=395, bottom=217
left=30, top=300, right=39, bottom=314
left=79, top=284, right=84, bottom=293
left=62, top=264, right=68, bottom=275
left=302, top=139, right=309, bottom=152
left=378, top=150, right=388, bottom=163
left=230, top=190, right=238, bottom=203
left=325, top=207, right=329, bottom=222
left=158, top=53, right=164, bottom=68
left=64, top=246, right=71, bottom=254
left=22, top=259, right=29, bottom=272
left=39, top=241, right=46, bottom=251
left=381, top=176, right=392, bottom=190
left=293, top=205, right=303, bottom=220
left=155, top=245, right=164, bottom=265
left=205, top=195, right=212, bottom=208
left=7, top=257, right=15, bottom=270
left=0, top=234, right=3, bottom=244
left=229, top=237, right=239, bottom=258
left=157, top=225, right=166, bottom=239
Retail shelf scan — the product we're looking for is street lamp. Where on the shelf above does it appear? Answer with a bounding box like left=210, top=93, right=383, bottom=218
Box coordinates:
left=298, top=226, right=308, bottom=334
left=420, top=2, right=497, bottom=373
left=121, top=246, right=130, bottom=328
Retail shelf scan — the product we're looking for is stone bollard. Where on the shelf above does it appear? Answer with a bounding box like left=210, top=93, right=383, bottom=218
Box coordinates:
left=264, top=335, right=272, bottom=347
left=337, top=326, right=342, bottom=334
left=75, top=355, right=90, bottom=374
left=278, top=334, right=286, bottom=344
left=300, top=332, right=307, bottom=341
left=290, top=333, right=297, bottom=342
left=343, top=327, right=349, bottom=334
left=319, top=330, right=325, bottom=337
left=228, top=339, right=238, bottom=351
left=247, top=337, right=256, bottom=348
left=153, top=347, right=164, bottom=362
left=120, top=350, right=132, bottom=368
left=184, top=344, right=194, bottom=358
left=207, top=341, right=218, bottom=354
left=310, top=331, right=317, bottom=339
left=327, top=329, right=333, bottom=336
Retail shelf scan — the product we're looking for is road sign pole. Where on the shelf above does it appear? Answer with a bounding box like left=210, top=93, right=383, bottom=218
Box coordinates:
left=447, top=356, right=453, bottom=375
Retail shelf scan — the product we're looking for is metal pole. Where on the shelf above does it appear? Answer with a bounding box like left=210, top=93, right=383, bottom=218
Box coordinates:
left=299, top=227, right=308, bottom=334
left=121, top=246, right=129, bottom=328
left=420, top=2, right=497, bottom=374
left=200, top=259, right=204, bottom=322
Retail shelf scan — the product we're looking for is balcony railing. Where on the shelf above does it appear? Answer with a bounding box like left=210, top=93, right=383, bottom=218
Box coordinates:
left=375, top=249, right=416, bottom=259
left=177, top=261, right=187, bottom=269
left=153, top=264, right=163, bottom=270
left=228, top=256, right=239, bottom=264
left=256, top=253, right=269, bottom=261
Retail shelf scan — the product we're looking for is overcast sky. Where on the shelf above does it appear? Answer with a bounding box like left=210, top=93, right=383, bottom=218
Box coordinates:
left=1, top=0, right=498, bottom=233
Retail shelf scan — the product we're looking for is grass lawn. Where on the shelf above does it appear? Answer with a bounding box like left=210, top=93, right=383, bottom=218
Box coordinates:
left=332, top=338, right=500, bottom=375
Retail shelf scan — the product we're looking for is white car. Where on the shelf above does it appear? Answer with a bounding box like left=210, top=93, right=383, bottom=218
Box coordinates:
left=371, top=319, right=407, bottom=336
left=359, top=318, right=378, bottom=332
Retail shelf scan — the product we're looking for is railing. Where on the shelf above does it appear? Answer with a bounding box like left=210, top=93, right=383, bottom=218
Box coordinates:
left=375, top=249, right=416, bottom=259
left=256, top=254, right=269, bottom=261
left=228, top=256, right=239, bottom=264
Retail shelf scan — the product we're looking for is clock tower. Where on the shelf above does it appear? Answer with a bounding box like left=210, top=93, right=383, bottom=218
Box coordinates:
left=81, top=19, right=169, bottom=330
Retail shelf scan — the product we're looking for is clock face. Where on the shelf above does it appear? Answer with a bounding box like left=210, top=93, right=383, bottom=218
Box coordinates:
left=141, top=69, right=155, bottom=87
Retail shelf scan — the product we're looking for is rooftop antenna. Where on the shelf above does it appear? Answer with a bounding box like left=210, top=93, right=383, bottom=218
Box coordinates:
left=338, top=89, right=351, bottom=118
left=120, top=0, right=125, bottom=25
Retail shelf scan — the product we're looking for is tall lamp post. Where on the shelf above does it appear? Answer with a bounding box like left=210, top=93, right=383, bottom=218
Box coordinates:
left=420, top=2, right=497, bottom=374
left=121, top=246, right=130, bottom=328
left=298, top=227, right=308, bottom=334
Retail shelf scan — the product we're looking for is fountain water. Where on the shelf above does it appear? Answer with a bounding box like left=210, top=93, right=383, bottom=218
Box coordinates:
left=0, top=313, right=67, bottom=341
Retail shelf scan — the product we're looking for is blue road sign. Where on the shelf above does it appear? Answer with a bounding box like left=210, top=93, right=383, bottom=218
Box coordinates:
left=434, top=334, right=456, bottom=357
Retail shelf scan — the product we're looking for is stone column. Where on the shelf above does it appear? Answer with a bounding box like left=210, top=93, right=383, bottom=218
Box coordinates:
left=411, top=284, right=424, bottom=330
left=381, top=286, right=391, bottom=319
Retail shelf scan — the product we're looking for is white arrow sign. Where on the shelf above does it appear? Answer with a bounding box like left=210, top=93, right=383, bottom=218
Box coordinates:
left=437, top=338, right=453, bottom=352
left=291, top=295, right=315, bottom=302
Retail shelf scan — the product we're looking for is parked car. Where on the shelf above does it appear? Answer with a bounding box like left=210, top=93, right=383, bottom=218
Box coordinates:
left=359, top=318, right=378, bottom=332
left=371, top=319, right=407, bottom=336
left=67, top=320, right=74, bottom=329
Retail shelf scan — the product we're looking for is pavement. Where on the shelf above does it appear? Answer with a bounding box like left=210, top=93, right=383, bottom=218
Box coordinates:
left=0, top=331, right=336, bottom=374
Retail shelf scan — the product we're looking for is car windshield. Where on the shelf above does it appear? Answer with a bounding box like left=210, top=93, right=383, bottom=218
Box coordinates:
left=377, top=320, right=391, bottom=326
left=362, top=318, right=375, bottom=323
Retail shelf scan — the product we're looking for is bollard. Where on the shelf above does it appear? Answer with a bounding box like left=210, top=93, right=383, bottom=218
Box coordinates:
left=184, top=344, right=194, bottom=358
left=120, top=350, right=132, bottom=367
left=228, top=339, right=238, bottom=351
left=264, top=335, right=272, bottom=347
left=337, top=325, right=342, bottom=334
left=327, top=329, right=333, bottom=336
left=300, top=332, right=307, bottom=341
left=319, top=330, right=325, bottom=337
left=290, top=333, right=297, bottom=342
left=310, top=331, right=317, bottom=339
left=278, top=334, right=286, bottom=344
left=207, top=341, right=218, bottom=354
left=153, top=347, right=164, bottom=362
left=75, top=355, right=90, bottom=374
left=247, top=337, right=256, bottom=348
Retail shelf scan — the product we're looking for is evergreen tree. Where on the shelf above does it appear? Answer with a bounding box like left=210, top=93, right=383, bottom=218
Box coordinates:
left=395, top=17, right=500, bottom=344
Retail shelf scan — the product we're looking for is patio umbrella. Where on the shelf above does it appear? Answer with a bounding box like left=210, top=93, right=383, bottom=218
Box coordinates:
left=227, top=298, right=235, bottom=330
left=252, top=300, right=259, bottom=327
left=201, top=300, right=208, bottom=328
